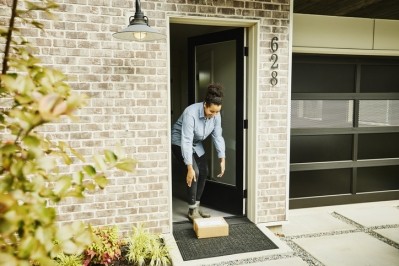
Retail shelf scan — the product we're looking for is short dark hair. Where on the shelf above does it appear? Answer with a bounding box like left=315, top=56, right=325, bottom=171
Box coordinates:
left=204, top=83, right=224, bottom=106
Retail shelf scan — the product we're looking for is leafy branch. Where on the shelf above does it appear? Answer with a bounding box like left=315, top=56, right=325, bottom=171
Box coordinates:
left=0, top=1, right=137, bottom=265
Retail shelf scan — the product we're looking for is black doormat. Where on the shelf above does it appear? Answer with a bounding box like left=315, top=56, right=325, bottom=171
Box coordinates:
left=172, top=217, right=278, bottom=261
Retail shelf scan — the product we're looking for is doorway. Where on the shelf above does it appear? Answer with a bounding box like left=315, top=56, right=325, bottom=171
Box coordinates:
left=170, top=23, right=247, bottom=222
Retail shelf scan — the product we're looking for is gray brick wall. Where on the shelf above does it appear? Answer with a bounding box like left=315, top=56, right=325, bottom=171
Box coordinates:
left=1, top=0, right=291, bottom=234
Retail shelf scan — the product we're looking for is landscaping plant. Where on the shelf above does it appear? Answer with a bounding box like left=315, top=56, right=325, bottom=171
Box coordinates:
left=83, top=226, right=123, bottom=266
left=54, top=253, right=83, bottom=266
left=0, top=1, right=137, bottom=265
left=127, top=225, right=171, bottom=266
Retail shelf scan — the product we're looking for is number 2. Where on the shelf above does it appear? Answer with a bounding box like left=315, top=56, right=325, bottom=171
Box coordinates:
left=271, top=54, right=278, bottom=69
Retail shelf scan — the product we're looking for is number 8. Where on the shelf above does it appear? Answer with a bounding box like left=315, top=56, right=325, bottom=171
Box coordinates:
left=271, top=71, right=278, bottom=86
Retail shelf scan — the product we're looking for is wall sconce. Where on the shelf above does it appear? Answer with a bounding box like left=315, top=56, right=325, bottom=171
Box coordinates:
left=113, top=0, right=165, bottom=42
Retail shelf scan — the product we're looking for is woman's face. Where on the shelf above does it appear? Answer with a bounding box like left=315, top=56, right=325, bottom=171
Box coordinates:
left=204, top=103, right=222, bottom=118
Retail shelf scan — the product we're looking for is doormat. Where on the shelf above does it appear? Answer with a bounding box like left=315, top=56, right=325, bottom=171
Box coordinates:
left=173, top=217, right=278, bottom=261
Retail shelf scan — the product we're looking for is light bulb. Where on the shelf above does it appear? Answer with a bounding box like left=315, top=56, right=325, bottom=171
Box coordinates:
left=133, top=32, right=147, bottom=40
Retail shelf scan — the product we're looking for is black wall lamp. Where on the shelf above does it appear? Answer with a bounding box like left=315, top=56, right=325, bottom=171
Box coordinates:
left=113, top=0, right=165, bottom=42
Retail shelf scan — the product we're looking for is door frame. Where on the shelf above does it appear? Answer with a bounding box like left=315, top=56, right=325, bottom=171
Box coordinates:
left=167, top=15, right=260, bottom=230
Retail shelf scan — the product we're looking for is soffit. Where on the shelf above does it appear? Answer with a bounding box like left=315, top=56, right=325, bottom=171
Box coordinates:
left=294, top=0, right=399, bottom=20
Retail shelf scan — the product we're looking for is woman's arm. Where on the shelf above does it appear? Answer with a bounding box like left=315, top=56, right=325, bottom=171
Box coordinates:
left=181, top=113, right=196, bottom=186
left=181, top=113, right=195, bottom=165
left=217, top=157, right=225, bottom=177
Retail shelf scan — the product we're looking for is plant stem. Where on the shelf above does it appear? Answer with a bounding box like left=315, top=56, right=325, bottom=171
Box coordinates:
left=2, top=0, right=19, bottom=74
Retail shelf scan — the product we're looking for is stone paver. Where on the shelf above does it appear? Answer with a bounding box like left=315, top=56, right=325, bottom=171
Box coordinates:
left=293, top=232, right=399, bottom=266
left=281, top=212, right=355, bottom=236
left=336, top=206, right=399, bottom=227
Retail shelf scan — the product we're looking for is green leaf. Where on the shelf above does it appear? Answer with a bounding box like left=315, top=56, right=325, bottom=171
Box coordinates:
left=37, top=156, right=56, bottom=171
left=14, top=94, right=33, bottom=104
left=18, top=236, right=36, bottom=259
left=60, top=240, right=79, bottom=255
left=115, top=159, right=137, bottom=172
left=39, top=187, right=55, bottom=199
left=56, top=225, right=74, bottom=242
left=83, top=165, right=96, bottom=176
left=104, top=150, right=117, bottom=164
left=1, top=74, right=35, bottom=94
left=93, top=154, right=107, bottom=172
left=59, top=151, right=72, bottom=165
left=31, top=20, right=44, bottom=30
left=35, top=226, right=54, bottom=251
left=22, top=135, right=40, bottom=148
left=69, top=145, right=85, bottom=162
left=53, top=176, right=72, bottom=195
left=32, top=205, right=56, bottom=225
left=0, top=194, right=16, bottom=213
left=84, top=182, right=96, bottom=191
left=58, top=141, right=67, bottom=152
left=34, top=257, right=58, bottom=266
left=38, top=93, right=61, bottom=120
left=63, top=190, right=84, bottom=198
left=0, top=222, right=15, bottom=236
left=10, top=160, right=23, bottom=177
left=74, top=227, right=94, bottom=247
left=72, top=171, right=84, bottom=184
left=0, top=253, right=18, bottom=266
left=94, top=175, right=108, bottom=189
left=1, top=143, right=19, bottom=154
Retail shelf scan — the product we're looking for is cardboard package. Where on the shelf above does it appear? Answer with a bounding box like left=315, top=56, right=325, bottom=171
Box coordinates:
left=193, top=217, right=229, bottom=239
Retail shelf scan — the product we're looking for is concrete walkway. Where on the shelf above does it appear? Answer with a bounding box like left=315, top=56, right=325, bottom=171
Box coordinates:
left=166, top=200, right=399, bottom=265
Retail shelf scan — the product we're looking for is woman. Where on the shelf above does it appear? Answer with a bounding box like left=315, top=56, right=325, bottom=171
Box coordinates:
left=172, top=83, right=226, bottom=222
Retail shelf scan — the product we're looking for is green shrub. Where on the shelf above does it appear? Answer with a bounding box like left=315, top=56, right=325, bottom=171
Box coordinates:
left=55, top=253, right=83, bottom=266
left=127, top=225, right=171, bottom=266
left=83, top=226, right=123, bottom=266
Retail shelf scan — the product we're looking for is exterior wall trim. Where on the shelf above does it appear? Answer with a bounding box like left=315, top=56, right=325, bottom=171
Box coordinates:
left=166, top=16, right=173, bottom=233
left=285, top=0, right=294, bottom=221
left=293, top=46, right=399, bottom=56
left=246, top=20, right=260, bottom=224
left=169, top=16, right=259, bottom=27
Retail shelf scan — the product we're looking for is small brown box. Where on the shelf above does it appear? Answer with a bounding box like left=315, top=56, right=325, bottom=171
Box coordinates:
left=193, top=217, right=229, bottom=239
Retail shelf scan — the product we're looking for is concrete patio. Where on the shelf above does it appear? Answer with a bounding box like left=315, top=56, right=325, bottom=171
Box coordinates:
left=166, top=200, right=399, bottom=265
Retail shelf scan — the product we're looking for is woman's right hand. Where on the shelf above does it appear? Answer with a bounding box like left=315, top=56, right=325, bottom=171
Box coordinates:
left=186, top=165, right=196, bottom=187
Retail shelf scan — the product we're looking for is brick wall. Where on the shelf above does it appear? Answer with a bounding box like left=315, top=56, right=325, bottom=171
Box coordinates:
left=1, top=0, right=291, bottom=234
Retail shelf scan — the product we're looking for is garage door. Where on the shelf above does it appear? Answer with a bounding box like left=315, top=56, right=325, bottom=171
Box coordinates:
left=290, top=54, right=399, bottom=208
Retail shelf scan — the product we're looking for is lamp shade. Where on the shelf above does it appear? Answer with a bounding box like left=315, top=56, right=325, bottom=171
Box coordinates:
left=113, top=0, right=165, bottom=42
left=113, top=23, right=165, bottom=42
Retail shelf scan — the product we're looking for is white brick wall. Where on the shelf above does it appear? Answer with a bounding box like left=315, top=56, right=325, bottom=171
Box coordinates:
left=1, top=0, right=291, bottom=234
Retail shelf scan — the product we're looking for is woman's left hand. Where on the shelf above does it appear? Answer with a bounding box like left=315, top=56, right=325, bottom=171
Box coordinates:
left=217, top=158, right=225, bottom=177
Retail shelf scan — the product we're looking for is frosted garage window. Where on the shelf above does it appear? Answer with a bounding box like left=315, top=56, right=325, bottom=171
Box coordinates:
left=359, top=100, right=399, bottom=127
left=291, top=100, right=353, bottom=128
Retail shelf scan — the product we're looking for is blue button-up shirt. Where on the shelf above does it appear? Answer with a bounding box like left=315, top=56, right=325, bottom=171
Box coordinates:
left=172, top=102, right=225, bottom=165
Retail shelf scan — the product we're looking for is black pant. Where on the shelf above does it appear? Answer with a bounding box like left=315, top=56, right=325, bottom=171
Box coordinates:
left=172, top=145, right=208, bottom=206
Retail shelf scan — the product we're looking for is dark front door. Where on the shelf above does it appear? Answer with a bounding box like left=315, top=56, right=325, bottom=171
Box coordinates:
left=188, top=28, right=245, bottom=215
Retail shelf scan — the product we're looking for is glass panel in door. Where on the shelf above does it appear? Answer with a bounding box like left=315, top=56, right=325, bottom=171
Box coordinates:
left=195, top=40, right=236, bottom=186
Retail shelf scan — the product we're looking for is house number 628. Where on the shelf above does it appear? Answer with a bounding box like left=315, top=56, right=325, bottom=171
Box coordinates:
left=270, top=36, right=278, bottom=86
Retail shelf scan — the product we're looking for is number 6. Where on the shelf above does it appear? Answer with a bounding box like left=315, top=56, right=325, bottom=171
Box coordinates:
left=271, top=37, right=278, bottom=52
